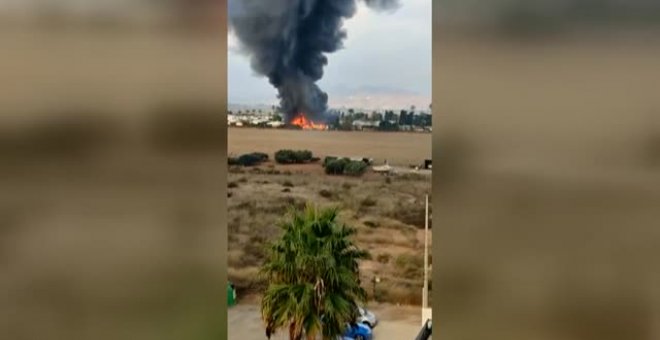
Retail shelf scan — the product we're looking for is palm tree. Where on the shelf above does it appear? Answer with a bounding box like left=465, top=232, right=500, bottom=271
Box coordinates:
left=261, top=204, right=369, bottom=340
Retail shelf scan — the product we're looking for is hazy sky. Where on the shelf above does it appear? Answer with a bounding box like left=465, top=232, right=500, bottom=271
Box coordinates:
left=228, top=0, right=431, bottom=110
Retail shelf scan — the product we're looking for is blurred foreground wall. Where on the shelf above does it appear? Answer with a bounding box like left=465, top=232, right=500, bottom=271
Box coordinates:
left=434, top=1, right=660, bottom=340
left=0, top=2, right=227, bottom=339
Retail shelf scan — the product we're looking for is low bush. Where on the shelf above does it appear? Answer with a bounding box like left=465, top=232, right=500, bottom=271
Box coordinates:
left=250, top=152, right=269, bottom=162
left=324, top=158, right=367, bottom=176
left=344, top=160, right=367, bottom=176
left=324, top=158, right=349, bottom=175
left=237, top=153, right=263, bottom=167
left=323, top=156, right=338, bottom=167
left=229, top=152, right=269, bottom=167
left=274, top=149, right=314, bottom=164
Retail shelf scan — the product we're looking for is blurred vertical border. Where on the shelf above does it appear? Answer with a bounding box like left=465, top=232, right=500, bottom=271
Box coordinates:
left=433, top=1, right=660, bottom=340
left=0, top=1, right=228, bottom=339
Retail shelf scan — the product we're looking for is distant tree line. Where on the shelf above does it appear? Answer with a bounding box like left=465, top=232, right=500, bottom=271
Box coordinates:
left=328, top=105, right=432, bottom=132
left=228, top=103, right=433, bottom=132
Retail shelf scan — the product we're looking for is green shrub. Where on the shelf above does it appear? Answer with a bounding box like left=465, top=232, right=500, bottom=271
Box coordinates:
left=280, top=150, right=296, bottom=163
left=296, top=150, right=313, bottom=162
left=324, top=158, right=349, bottom=175
left=324, top=158, right=366, bottom=176
left=274, top=149, right=314, bottom=164
left=229, top=152, right=268, bottom=166
left=237, top=153, right=263, bottom=166
left=323, top=156, right=338, bottom=167
left=249, top=152, right=269, bottom=162
left=344, top=160, right=367, bottom=176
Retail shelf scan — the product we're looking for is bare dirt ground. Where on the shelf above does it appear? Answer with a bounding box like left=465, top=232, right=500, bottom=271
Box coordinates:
left=228, top=301, right=421, bottom=340
left=229, top=128, right=431, bottom=167
left=227, top=129, right=432, bottom=336
left=227, top=128, right=432, bottom=308
left=227, top=164, right=432, bottom=306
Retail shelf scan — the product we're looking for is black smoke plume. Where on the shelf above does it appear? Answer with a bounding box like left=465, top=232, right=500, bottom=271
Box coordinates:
left=229, top=0, right=399, bottom=123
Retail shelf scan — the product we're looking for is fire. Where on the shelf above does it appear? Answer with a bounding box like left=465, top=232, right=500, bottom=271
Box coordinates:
left=290, top=113, right=327, bottom=130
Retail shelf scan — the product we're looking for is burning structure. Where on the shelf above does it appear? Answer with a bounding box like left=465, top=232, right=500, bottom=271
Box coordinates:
left=290, top=113, right=328, bottom=130
left=228, top=0, right=399, bottom=128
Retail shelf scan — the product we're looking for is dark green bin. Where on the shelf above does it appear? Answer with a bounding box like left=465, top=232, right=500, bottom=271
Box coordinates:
left=228, top=282, right=237, bottom=307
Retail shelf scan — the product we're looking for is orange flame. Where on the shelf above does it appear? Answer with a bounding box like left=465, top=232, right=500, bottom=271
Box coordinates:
left=291, top=113, right=327, bottom=130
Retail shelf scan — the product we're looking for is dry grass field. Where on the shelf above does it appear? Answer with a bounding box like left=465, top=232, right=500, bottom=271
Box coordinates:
left=229, top=128, right=431, bottom=167
left=227, top=128, right=432, bottom=305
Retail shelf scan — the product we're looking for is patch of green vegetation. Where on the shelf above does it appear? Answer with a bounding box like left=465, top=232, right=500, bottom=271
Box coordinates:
left=274, top=149, right=314, bottom=164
